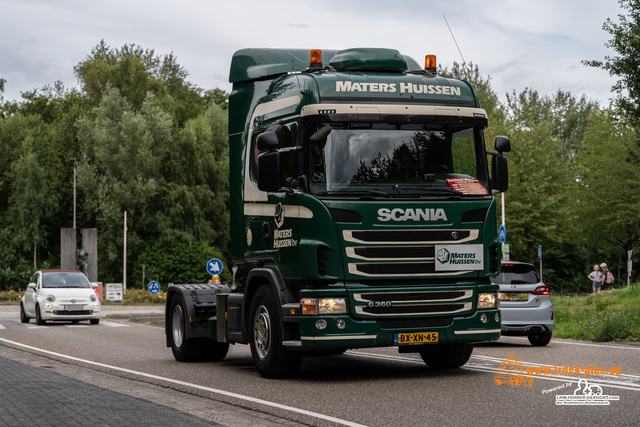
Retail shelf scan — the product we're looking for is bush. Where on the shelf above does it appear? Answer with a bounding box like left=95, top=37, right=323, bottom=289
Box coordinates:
left=577, top=310, right=637, bottom=342
left=0, top=289, right=24, bottom=303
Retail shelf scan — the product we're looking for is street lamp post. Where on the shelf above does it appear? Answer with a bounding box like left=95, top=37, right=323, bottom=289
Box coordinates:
left=71, top=158, right=76, bottom=229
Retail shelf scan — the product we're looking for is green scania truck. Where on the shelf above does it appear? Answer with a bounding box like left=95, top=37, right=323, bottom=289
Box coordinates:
left=165, top=48, right=511, bottom=378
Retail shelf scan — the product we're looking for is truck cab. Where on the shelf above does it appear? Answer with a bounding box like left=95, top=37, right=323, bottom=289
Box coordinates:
left=166, top=48, right=510, bottom=378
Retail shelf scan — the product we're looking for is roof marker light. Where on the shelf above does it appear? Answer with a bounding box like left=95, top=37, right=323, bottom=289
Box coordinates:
left=309, top=49, right=323, bottom=70
left=424, top=54, right=437, bottom=77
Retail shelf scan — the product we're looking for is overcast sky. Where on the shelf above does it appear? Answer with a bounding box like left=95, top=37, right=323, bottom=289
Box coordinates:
left=1, top=0, right=624, bottom=106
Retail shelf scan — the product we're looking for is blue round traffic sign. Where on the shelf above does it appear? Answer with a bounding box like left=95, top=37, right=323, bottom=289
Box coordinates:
left=206, top=258, right=224, bottom=275
left=499, top=224, right=507, bottom=244
left=148, top=280, right=160, bottom=294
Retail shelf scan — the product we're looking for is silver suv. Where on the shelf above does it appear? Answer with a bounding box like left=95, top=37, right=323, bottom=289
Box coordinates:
left=491, top=261, right=554, bottom=346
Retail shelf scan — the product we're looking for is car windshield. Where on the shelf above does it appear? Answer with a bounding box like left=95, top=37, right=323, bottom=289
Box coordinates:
left=308, top=124, right=490, bottom=197
left=492, top=264, right=540, bottom=285
left=42, top=272, right=91, bottom=288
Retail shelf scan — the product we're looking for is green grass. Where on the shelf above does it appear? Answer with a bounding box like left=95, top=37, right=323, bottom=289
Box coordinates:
left=552, top=283, right=640, bottom=342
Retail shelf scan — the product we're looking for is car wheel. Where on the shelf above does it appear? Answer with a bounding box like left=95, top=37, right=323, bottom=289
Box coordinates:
left=35, top=305, right=46, bottom=325
left=249, top=286, right=302, bottom=378
left=90, top=319, right=100, bottom=325
left=528, top=331, right=552, bottom=346
left=419, top=343, right=473, bottom=369
left=20, top=303, right=30, bottom=323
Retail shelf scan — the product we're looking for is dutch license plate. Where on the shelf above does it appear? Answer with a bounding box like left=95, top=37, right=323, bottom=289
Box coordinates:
left=499, top=292, right=528, bottom=301
left=394, top=332, right=438, bottom=345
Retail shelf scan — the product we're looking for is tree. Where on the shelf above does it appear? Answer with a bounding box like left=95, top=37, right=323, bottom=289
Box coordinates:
left=74, top=41, right=213, bottom=126
left=9, top=137, right=58, bottom=268
left=77, top=88, right=170, bottom=281
left=574, top=109, right=640, bottom=265
left=583, top=0, right=640, bottom=125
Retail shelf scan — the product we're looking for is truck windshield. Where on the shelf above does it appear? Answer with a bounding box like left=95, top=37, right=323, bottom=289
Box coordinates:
left=308, top=125, right=490, bottom=197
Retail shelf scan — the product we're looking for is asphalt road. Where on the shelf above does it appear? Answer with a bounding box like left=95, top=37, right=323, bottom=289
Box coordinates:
left=1, top=306, right=639, bottom=426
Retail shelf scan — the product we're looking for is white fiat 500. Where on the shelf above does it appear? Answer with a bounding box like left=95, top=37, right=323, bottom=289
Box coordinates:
left=20, top=270, right=101, bottom=325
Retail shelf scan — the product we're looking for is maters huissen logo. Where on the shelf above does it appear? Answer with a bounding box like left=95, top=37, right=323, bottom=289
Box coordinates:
left=273, top=203, right=298, bottom=249
left=437, top=247, right=482, bottom=266
left=336, top=81, right=462, bottom=96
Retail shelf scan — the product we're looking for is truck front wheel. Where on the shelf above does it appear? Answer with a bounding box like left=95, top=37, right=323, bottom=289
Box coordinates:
left=419, top=343, right=473, bottom=369
left=170, top=295, right=229, bottom=362
left=249, top=286, right=302, bottom=378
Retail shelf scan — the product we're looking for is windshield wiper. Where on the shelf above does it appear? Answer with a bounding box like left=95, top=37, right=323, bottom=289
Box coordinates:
left=317, top=189, right=389, bottom=197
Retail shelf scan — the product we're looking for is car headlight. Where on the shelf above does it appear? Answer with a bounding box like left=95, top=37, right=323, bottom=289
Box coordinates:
left=46, top=295, right=56, bottom=302
left=301, top=297, right=347, bottom=315
left=478, top=292, right=498, bottom=309
left=90, top=294, right=97, bottom=302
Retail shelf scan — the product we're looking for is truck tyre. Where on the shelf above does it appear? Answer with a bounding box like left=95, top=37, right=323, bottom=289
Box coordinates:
left=169, top=295, right=229, bottom=362
left=249, top=286, right=302, bottom=378
left=419, top=343, right=473, bottom=369
left=528, top=331, right=552, bottom=346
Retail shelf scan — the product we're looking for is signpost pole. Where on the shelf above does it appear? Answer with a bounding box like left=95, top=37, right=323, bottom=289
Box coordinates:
left=538, top=245, right=543, bottom=281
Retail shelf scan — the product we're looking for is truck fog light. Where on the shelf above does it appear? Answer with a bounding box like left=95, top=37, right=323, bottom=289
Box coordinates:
left=495, top=312, right=500, bottom=322
left=480, top=313, right=488, bottom=323
left=336, top=318, right=346, bottom=329
left=315, top=319, right=327, bottom=330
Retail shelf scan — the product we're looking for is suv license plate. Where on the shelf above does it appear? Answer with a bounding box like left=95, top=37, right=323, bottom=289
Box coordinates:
left=500, top=292, right=528, bottom=301
left=394, top=332, right=438, bottom=345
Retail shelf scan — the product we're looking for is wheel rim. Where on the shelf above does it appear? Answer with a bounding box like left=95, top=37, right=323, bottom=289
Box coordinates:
left=172, top=304, right=184, bottom=348
left=253, top=305, right=271, bottom=360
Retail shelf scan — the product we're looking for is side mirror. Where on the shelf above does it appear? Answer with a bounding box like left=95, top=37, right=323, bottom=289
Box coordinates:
left=257, top=131, right=279, bottom=151
left=491, top=154, right=508, bottom=193
left=28, top=283, right=36, bottom=289
left=310, top=125, right=332, bottom=144
left=258, top=151, right=281, bottom=192
left=494, top=135, right=511, bottom=153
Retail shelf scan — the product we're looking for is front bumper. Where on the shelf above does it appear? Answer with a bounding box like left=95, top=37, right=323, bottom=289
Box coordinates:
left=42, top=304, right=101, bottom=321
left=295, top=309, right=501, bottom=350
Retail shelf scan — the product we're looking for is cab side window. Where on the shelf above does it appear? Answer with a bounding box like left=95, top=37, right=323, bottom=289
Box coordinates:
left=251, top=121, right=300, bottom=189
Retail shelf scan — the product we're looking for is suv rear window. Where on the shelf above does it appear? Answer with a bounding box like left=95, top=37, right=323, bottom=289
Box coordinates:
left=492, top=263, right=540, bottom=284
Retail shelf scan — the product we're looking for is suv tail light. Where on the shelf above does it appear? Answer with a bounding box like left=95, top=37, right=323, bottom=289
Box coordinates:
left=532, top=285, right=549, bottom=295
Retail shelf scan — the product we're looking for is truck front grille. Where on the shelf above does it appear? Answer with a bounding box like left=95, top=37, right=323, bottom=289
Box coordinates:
left=343, top=229, right=479, bottom=278
left=350, top=289, right=474, bottom=318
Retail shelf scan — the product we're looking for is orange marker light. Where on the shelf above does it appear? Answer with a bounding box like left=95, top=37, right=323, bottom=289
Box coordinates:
left=425, top=54, right=437, bottom=72
left=309, top=49, right=323, bottom=69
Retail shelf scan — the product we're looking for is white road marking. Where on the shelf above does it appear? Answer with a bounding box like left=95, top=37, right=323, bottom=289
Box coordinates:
left=0, top=338, right=367, bottom=427
left=345, top=350, right=640, bottom=392
left=0, top=324, right=5, bottom=330
left=99, top=321, right=129, bottom=327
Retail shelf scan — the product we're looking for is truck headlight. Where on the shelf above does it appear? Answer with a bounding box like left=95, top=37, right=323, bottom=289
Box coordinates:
left=478, top=292, right=498, bottom=309
left=318, top=297, right=347, bottom=314
left=301, top=297, right=347, bottom=315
